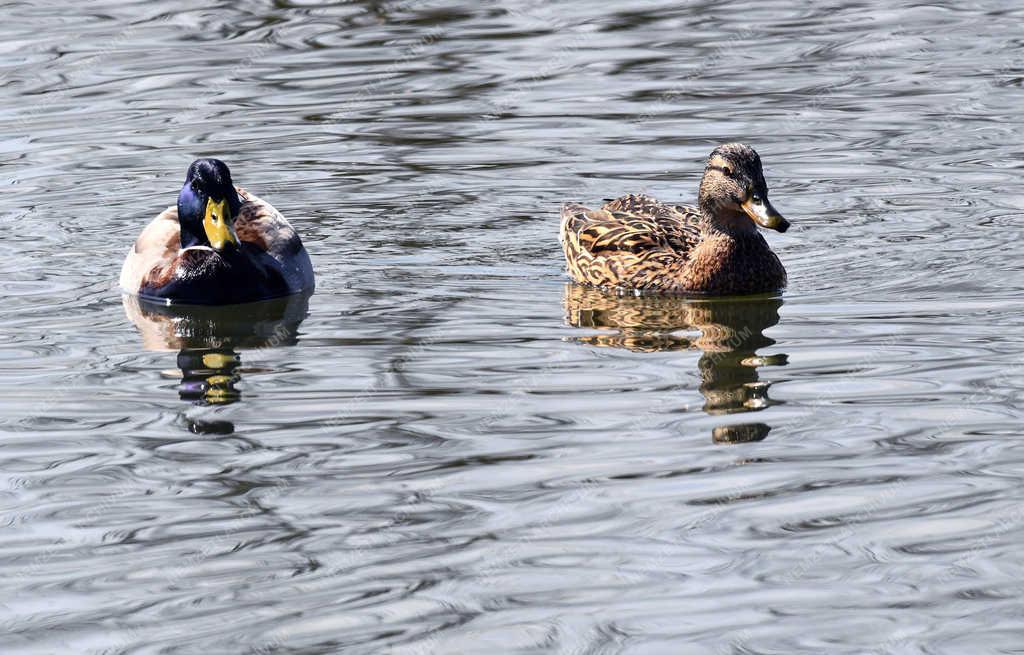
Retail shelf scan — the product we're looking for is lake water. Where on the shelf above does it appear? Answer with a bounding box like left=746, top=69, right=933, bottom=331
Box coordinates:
left=4, top=1, right=1024, bottom=653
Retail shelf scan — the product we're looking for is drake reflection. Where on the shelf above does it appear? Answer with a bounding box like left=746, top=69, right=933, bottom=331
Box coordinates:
left=122, top=293, right=309, bottom=415
left=563, top=284, right=786, bottom=443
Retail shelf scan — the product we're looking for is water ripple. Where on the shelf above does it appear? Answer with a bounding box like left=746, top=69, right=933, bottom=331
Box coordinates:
left=4, top=0, right=1024, bottom=653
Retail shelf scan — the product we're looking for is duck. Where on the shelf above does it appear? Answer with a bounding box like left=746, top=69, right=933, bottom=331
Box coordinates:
left=119, top=158, right=315, bottom=305
left=560, top=143, right=789, bottom=296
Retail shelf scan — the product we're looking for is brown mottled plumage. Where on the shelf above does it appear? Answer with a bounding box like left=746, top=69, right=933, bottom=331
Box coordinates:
left=560, top=143, right=790, bottom=296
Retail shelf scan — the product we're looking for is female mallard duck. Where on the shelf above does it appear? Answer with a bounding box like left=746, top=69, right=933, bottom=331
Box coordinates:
left=560, top=143, right=789, bottom=296
left=120, top=158, right=314, bottom=305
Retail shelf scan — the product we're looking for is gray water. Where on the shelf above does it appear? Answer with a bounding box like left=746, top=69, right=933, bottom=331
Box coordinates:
left=4, top=1, right=1024, bottom=653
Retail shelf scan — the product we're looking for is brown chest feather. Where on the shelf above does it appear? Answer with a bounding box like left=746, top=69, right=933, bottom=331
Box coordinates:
left=680, top=234, right=786, bottom=295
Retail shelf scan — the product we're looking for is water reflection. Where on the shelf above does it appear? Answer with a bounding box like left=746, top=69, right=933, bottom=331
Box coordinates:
left=563, top=284, right=786, bottom=443
left=175, top=348, right=242, bottom=406
left=122, top=293, right=309, bottom=410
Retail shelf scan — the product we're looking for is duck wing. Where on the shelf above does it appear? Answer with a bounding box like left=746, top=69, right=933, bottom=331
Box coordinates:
left=601, top=193, right=702, bottom=256
left=560, top=198, right=685, bottom=291
left=563, top=206, right=668, bottom=255
left=119, top=206, right=179, bottom=294
left=234, top=187, right=315, bottom=293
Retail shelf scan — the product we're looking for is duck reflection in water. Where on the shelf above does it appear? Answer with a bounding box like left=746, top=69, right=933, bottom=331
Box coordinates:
left=175, top=348, right=242, bottom=406
left=122, top=293, right=309, bottom=432
left=563, top=284, right=786, bottom=443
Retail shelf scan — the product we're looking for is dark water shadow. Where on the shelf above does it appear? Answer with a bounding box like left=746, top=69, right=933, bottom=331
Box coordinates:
left=122, top=293, right=310, bottom=423
left=563, top=284, right=787, bottom=444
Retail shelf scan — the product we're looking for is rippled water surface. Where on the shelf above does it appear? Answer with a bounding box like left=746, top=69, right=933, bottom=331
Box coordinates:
left=5, top=1, right=1024, bottom=653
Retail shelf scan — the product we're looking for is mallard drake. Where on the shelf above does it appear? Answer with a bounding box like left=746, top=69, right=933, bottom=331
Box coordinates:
left=560, top=143, right=789, bottom=296
left=119, top=159, right=314, bottom=305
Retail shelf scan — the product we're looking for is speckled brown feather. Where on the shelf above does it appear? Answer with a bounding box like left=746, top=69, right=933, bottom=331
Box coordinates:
left=561, top=201, right=686, bottom=293
left=560, top=193, right=786, bottom=295
left=602, top=193, right=703, bottom=254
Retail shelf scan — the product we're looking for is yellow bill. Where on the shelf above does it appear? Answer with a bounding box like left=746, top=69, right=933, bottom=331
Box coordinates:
left=203, top=198, right=240, bottom=250
left=202, top=352, right=238, bottom=370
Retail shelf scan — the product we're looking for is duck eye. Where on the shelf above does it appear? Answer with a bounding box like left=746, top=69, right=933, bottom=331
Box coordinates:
left=721, top=165, right=733, bottom=176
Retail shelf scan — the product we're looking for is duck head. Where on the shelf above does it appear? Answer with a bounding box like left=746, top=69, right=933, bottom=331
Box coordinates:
left=697, top=143, right=789, bottom=234
left=178, top=158, right=242, bottom=251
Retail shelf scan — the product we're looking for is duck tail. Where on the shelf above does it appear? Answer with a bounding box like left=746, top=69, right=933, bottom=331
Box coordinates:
left=560, top=202, right=592, bottom=234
